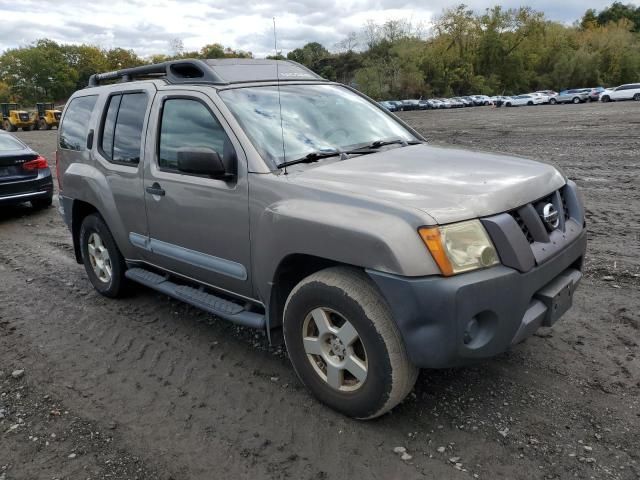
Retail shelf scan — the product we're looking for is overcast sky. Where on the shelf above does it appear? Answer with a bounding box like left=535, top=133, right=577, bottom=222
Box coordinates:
left=0, top=0, right=635, bottom=58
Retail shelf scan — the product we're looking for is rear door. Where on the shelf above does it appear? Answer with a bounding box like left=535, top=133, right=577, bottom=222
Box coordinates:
left=92, top=85, right=155, bottom=258
left=139, top=89, right=252, bottom=298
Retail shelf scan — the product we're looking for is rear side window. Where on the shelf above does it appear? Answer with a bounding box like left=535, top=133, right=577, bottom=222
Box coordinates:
left=100, top=92, right=148, bottom=165
left=158, top=98, right=231, bottom=171
left=59, top=95, right=98, bottom=151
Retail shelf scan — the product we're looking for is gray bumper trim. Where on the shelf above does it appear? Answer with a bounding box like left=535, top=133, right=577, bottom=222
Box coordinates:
left=367, top=230, right=586, bottom=369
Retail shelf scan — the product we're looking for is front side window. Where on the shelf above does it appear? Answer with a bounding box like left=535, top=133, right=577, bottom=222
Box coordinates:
left=100, top=92, right=148, bottom=165
left=158, top=98, right=231, bottom=171
left=59, top=95, right=98, bottom=151
left=219, top=84, right=417, bottom=165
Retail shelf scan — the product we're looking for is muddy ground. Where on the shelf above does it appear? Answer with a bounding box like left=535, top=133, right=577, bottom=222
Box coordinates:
left=1, top=102, right=638, bottom=480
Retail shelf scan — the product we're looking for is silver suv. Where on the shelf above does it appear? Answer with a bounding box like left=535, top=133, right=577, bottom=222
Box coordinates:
left=57, top=59, right=587, bottom=419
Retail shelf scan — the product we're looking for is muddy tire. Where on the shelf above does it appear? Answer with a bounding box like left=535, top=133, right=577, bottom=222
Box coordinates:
left=283, top=267, right=418, bottom=419
left=79, top=213, right=128, bottom=298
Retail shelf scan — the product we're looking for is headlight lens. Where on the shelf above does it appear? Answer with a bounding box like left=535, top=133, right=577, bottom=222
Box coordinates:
left=418, top=220, right=499, bottom=276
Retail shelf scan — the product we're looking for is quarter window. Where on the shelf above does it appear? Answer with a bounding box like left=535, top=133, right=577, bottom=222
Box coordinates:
left=59, top=95, right=98, bottom=151
left=158, top=98, right=233, bottom=172
left=100, top=92, right=148, bottom=165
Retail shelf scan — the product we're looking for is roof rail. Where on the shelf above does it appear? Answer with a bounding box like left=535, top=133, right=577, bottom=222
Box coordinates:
left=87, top=59, right=225, bottom=87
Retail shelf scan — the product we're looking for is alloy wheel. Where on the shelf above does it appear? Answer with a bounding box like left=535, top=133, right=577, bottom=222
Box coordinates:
left=302, top=307, right=368, bottom=392
left=87, top=232, right=112, bottom=284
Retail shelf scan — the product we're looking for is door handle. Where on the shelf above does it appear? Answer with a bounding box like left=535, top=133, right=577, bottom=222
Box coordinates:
left=146, top=183, right=165, bottom=196
left=86, top=129, right=94, bottom=149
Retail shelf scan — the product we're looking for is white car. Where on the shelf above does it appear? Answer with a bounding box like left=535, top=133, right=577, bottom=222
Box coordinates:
left=504, top=95, right=536, bottom=107
left=529, top=92, right=549, bottom=104
left=600, top=83, right=640, bottom=102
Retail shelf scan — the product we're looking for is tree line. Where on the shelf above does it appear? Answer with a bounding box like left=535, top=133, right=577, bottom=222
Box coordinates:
left=0, top=2, right=638, bottom=104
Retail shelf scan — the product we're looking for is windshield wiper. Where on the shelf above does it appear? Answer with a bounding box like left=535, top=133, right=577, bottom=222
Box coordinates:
left=276, top=150, right=343, bottom=169
left=344, top=139, right=423, bottom=155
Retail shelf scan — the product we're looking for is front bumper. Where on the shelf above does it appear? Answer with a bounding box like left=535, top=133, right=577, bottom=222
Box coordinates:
left=367, top=229, right=586, bottom=369
left=0, top=169, right=53, bottom=205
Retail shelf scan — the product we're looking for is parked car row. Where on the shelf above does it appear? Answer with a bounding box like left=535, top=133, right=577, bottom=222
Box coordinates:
left=378, top=82, right=639, bottom=112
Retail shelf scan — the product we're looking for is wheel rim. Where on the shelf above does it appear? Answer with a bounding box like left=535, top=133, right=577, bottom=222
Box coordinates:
left=302, top=307, right=368, bottom=392
left=87, top=232, right=112, bottom=284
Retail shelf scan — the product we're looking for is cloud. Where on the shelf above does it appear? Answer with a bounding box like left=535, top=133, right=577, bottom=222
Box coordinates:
left=0, top=0, right=637, bottom=58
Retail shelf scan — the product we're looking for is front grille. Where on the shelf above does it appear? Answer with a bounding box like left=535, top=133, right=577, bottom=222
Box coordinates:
left=19, top=113, right=29, bottom=122
left=511, top=211, right=534, bottom=243
left=559, top=188, right=570, bottom=221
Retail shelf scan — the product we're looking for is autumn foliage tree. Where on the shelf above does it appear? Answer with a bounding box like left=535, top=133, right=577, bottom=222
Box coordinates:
left=0, top=3, right=638, bottom=103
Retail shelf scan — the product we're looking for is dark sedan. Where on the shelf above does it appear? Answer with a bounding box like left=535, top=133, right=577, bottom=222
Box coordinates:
left=0, top=130, right=53, bottom=209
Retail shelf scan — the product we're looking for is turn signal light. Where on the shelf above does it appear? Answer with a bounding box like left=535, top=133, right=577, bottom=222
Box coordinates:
left=418, top=226, right=454, bottom=276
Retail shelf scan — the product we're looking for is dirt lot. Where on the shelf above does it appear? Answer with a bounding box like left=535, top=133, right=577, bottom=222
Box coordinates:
left=1, top=102, right=638, bottom=480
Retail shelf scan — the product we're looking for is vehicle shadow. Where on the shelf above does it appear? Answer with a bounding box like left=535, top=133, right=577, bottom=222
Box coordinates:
left=0, top=203, right=52, bottom=225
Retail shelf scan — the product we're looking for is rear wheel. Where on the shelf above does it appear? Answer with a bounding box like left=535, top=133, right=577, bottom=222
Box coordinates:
left=527, top=101, right=534, bottom=106
left=634, top=93, right=640, bottom=101
left=79, top=213, right=128, bottom=298
left=601, top=95, right=610, bottom=102
left=549, top=98, right=557, bottom=105
left=572, top=97, right=580, bottom=104
left=283, top=267, right=418, bottom=419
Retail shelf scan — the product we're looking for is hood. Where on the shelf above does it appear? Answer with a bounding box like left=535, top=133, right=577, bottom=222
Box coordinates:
left=292, top=144, right=566, bottom=225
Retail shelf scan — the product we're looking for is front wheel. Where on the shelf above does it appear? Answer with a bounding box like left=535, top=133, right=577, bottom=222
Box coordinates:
left=283, top=267, right=418, bottom=419
left=634, top=93, right=640, bottom=101
left=572, top=97, right=580, bottom=104
left=549, top=98, right=557, bottom=105
left=601, top=95, right=610, bottom=102
left=79, top=213, right=129, bottom=298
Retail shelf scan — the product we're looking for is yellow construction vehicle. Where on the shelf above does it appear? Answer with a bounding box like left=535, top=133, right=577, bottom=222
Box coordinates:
left=32, top=102, right=62, bottom=130
left=0, top=103, right=36, bottom=131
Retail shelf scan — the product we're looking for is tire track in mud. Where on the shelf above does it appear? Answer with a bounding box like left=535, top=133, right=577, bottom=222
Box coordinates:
left=0, top=232, right=464, bottom=479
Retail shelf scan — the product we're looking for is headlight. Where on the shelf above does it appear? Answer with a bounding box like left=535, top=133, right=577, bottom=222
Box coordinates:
left=418, top=220, right=499, bottom=276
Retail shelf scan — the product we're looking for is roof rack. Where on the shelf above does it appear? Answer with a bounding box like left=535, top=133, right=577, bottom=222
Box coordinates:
left=87, top=58, right=326, bottom=87
left=88, top=59, right=224, bottom=87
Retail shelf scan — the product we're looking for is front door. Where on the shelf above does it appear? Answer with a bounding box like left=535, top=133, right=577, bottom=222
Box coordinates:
left=140, top=91, right=252, bottom=299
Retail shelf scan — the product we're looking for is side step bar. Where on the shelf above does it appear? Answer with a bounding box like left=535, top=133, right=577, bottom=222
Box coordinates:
left=125, top=267, right=265, bottom=329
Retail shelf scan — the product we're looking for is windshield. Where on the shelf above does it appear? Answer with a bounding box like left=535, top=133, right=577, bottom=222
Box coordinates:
left=219, top=84, right=417, bottom=165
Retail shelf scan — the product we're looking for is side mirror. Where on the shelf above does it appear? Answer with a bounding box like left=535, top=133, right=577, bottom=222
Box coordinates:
left=177, top=147, right=229, bottom=178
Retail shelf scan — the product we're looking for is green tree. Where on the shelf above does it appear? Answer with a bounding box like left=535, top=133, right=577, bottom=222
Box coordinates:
left=597, top=2, right=640, bottom=32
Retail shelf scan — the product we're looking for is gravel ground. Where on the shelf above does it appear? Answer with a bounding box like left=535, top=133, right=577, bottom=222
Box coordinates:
left=1, top=101, right=638, bottom=480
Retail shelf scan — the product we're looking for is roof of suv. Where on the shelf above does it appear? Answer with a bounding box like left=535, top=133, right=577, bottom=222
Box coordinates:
left=87, top=58, right=326, bottom=88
